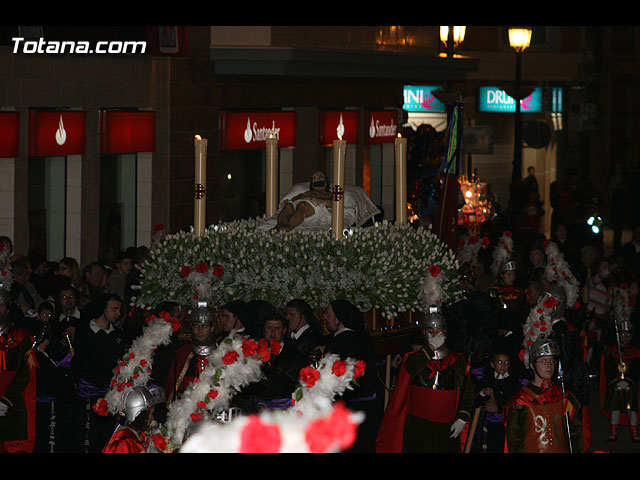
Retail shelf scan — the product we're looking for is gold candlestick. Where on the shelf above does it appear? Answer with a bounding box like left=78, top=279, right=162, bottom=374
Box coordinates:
left=265, top=134, right=278, bottom=217
left=194, top=134, right=208, bottom=237
left=331, top=136, right=346, bottom=240
left=395, top=134, right=407, bottom=225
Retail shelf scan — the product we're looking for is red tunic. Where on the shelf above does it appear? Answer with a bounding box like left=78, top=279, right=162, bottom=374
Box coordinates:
left=102, top=426, right=145, bottom=453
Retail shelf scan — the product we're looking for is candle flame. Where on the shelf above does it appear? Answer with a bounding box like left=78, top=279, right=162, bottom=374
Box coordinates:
left=195, top=134, right=202, bottom=140
left=337, top=134, right=342, bottom=141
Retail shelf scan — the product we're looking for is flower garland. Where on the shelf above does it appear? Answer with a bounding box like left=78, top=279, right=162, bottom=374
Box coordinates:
left=92, top=310, right=181, bottom=417
left=491, top=230, right=514, bottom=277
left=178, top=401, right=363, bottom=453
left=155, top=332, right=279, bottom=451
left=521, top=292, right=558, bottom=367
left=0, top=241, right=13, bottom=292
left=613, top=283, right=633, bottom=326
left=543, top=239, right=579, bottom=309
left=292, top=353, right=366, bottom=415
left=457, top=233, right=490, bottom=266
left=133, top=220, right=463, bottom=319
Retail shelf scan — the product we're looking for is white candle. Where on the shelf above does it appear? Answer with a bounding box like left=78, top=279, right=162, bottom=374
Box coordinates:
left=194, top=134, right=208, bottom=237
left=332, top=136, right=346, bottom=240
left=265, top=135, right=278, bottom=217
left=395, top=134, right=407, bottom=225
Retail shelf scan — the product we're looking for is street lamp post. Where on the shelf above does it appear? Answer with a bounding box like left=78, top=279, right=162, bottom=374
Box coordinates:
left=507, top=27, right=532, bottom=216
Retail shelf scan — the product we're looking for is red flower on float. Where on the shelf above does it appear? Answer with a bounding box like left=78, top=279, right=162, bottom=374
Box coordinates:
left=239, top=416, right=281, bottom=453
left=270, top=339, right=282, bottom=356
left=257, top=338, right=271, bottom=363
left=195, top=262, right=209, bottom=274
left=300, top=366, right=321, bottom=388
left=332, top=360, right=347, bottom=377
left=481, top=236, right=490, bottom=247
left=213, top=265, right=224, bottom=277
left=152, top=433, right=167, bottom=451
left=242, top=338, right=258, bottom=357
left=305, top=402, right=358, bottom=453
left=468, top=235, right=478, bottom=244
left=543, top=296, right=558, bottom=309
left=180, top=266, right=192, bottom=278
left=354, top=360, right=366, bottom=379
left=222, top=350, right=239, bottom=365
left=429, top=265, right=441, bottom=277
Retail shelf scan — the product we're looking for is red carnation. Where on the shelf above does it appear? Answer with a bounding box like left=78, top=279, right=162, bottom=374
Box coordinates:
left=300, top=366, right=321, bottom=388
left=195, top=262, right=209, bottom=274
left=481, top=236, right=490, bottom=247
left=332, top=360, right=347, bottom=377
left=239, top=416, right=281, bottom=453
left=92, top=398, right=108, bottom=417
left=223, top=350, right=239, bottom=365
left=458, top=239, right=465, bottom=250
left=270, top=339, right=282, bottom=356
left=468, top=235, right=478, bottom=245
left=190, top=412, right=202, bottom=422
left=504, top=230, right=512, bottom=237
left=213, top=265, right=224, bottom=277
left=429, top=265, right=441, bottom=277
left=543, top=296, right=558, bottom=309
left=197, top=401, right=207, bottom=409
left=152, top=433, right=167, bottom=451
left=305, top=402, right=358, bottom=453
left=242, top=338, right=258, bottom=357
left=354, top=360, right=366, bottom=379
left=180, top=266, right=192, bottom=278
left=543, top=238, right=550, bottom=248
left=207, top=389, right=218, bottom=400
left=257, top=338, right=271, bottom=363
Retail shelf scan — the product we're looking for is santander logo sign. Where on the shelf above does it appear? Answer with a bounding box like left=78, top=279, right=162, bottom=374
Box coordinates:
left=243, top=117, right=281, bottom=144
left=220, top=111, right=296, bottom=150
left=366, top=111, right=398, bottom=144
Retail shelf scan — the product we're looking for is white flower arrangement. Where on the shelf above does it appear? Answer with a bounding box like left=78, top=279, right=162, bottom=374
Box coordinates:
left=544, top=240, right=579, bottom=309
left=133, top=220, right=463, bottom=319
left=292, top=353, right=365, bottom=415
left=159, top=332, right=276, bottom=450
left=522, top=292, right=558, bottom=367
left=92, top=310, right=181, bottom=417
left=613, top=283, right=633, bottom=325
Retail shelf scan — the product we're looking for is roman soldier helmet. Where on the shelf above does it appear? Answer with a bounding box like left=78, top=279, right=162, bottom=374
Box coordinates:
left=190, top=306, right=213, bottom=326
left=422, top=305, right=446, bottom=330
left=124, top=384, right=165, bottom=424
left=491, top=230, right=516, bottom=277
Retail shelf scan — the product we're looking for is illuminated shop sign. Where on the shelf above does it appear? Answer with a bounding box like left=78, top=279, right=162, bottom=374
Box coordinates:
left=0, top=112, right=19, bottom=158
left=100, top=110, right=155, bottom=154
left=477, top=86, right=543, bottom=113
left=364, top=110, right=399, bottom=144
left=318, top=110, right=359, bottom=145
left=402, top=85, right=446, bottom=112
left=28, top=110, right=86, bottom=156
left=220, top=111, right=297, bottom=150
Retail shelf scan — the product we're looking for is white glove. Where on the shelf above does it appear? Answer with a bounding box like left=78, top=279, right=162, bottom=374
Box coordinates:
left=428, top=332, right=446, bottom=350
left=0, top=401, right=8, bottom=417
left=450, top=418, right=466, bottom=438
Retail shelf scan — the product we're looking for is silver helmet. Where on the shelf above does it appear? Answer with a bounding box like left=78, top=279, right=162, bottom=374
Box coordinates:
left=500, top=259, right=517, bottom=273
left=190, top=306, right=213, bottom=325
left=422, top=305, right=446, bottom=330
left=528, top=336, right=559, bottom=366
left=124, top=384, right=165, bottom=424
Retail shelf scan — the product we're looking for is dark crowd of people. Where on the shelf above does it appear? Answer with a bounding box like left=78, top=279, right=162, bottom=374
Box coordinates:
left=1, top=162, right=640, bottom=454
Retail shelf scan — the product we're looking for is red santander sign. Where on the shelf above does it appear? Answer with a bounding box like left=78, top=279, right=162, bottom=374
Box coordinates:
left=220, top=111, right=296, bottom=150
left=318, top=110, right=358, bottom=145
left=365, top=110, right=399, bottom=144
left=0, top=112, right=19, bottom=158
left=100, top=110, right=155, bottom=154
left=29, top=110, right=86, bottom=156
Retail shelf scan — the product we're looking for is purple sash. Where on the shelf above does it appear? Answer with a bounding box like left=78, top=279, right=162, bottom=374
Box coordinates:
left=56, top=352, right=73, bottom=368
left=75, top=378, right=107, bottom=399
left=254, top=396, right=293, bottom=410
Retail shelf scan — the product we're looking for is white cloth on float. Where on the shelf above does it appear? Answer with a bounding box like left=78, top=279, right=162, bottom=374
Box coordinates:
left=257, top=183, right=381, bottom=232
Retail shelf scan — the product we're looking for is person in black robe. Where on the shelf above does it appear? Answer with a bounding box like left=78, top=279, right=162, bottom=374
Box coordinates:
left=283, top=298, right=322, bottom=358
left=320, top=299, right=378, bottom=453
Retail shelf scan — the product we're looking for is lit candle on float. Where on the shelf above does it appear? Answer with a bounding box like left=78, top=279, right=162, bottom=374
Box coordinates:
left=265, top=134, right=278, bottom=217
left=395, top=133, right=407, bottom=225
left=194, top=134, right=208, bottom=237
left=331, top=134, right=346, bottom=240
